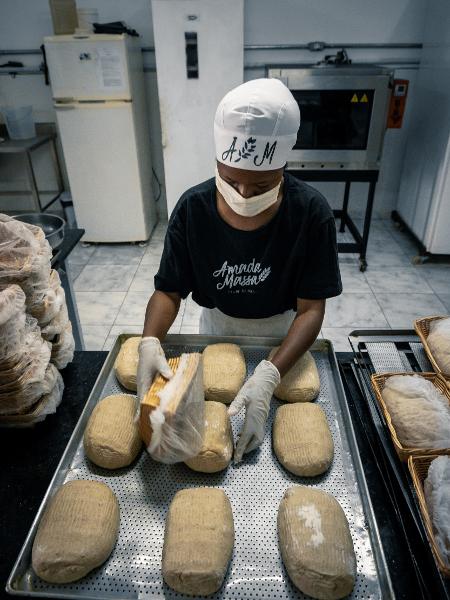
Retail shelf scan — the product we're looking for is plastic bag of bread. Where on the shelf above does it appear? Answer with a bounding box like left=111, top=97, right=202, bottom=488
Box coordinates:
left=50, top=321, right=75, bottom=369
left=424, top=455, right=450, bottom=568
left=427, top=317, right=450, bottom=377
left=381, top=375, right=450, bottom=449
left=140, top=353, right=204, bottom=463
left=114, top=336, right=140, bottom=391
left=28, top=270, right=65, bottom=326
left=40, top=302, right=69, bottom=341
left=0, top=285, right=27, bottom=361
left=268, top=347, right=320, bottom=402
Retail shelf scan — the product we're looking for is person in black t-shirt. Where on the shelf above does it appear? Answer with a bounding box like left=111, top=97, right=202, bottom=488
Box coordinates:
left=137, top=78, right=342, bottom=463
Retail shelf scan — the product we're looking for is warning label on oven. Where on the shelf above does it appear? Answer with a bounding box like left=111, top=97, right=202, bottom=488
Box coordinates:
left=351, top=93, right=369, bottom=103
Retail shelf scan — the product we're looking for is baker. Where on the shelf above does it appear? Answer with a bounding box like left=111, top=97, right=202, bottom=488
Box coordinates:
left=137, top=78, right=342, bottom=463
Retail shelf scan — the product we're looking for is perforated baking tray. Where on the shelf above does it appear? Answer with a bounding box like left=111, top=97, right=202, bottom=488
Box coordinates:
left=7, top=335, right=393, bottom=599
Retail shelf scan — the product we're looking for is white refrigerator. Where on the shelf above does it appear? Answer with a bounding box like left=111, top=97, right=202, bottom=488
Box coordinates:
left=44, top=34, right=156, bottom=242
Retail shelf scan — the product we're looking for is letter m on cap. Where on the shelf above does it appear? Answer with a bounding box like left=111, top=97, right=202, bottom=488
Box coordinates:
left=253, top=141, right=277, bottom=167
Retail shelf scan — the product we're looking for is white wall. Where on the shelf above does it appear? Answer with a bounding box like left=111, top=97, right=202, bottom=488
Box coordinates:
left=0, top=0, right=427, bottom=219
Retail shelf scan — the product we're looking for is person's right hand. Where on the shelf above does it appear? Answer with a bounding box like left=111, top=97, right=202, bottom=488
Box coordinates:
left=136, top=336, right=173, bottom=402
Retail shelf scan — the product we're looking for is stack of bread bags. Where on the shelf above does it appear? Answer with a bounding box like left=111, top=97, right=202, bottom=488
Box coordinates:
left=0, top=214, right=72, bottom=424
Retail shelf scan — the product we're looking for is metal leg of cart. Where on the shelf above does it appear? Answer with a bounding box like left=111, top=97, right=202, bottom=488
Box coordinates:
left=339, top=181, right=351, bottom=233
left=359, top=180, right=377, bottom=272
left=58, top=262, right=85, bottom=351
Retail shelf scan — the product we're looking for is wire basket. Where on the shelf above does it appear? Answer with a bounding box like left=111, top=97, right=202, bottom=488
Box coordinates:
left=408, top=454, right=450, bottom=577
left=370, top=372, right=450, bottom=461
left=414, top=316, right=450, bottom=380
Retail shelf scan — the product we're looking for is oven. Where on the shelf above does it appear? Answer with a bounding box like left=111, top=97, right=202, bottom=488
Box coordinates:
left=267, top=65, right=393, bottom=170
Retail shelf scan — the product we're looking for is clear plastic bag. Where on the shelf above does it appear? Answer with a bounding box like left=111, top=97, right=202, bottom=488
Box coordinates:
left=41, top=302, right=69, bottom=341
left=0, top=285, right=27, bottom=361
left=50, top=321, right=75, bottom=369
left=147, top=353, right=205, bottom=464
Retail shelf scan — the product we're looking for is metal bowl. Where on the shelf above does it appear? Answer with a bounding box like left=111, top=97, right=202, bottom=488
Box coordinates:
left=13, top=213, right=66, bottom=249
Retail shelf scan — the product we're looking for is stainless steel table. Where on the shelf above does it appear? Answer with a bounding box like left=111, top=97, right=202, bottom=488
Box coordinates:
left=0, top=133, right=64, bottom=212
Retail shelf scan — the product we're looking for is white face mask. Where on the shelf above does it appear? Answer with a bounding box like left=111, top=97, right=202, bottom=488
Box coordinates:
left=215, top=166, right=282, bottom=217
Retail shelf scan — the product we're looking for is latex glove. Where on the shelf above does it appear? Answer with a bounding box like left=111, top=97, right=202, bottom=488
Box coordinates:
left=136, top=337, right=173, bottom=403
left=228, top=360, right=280, bottom=463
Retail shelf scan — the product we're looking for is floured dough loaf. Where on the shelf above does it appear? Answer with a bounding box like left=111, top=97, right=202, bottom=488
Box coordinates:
left=114, top=336, right=141, bottom=391
left=427, top=317, right=450, bottom=377
left=203, top=343, right=246, bottom=404
left=32, top=480, right=120, bottom=583
left=424, top=455, right=450, bottom=568
left=273, top=403, right=333, bottom=476
left=84, top=394, right=141, bottom=469
left=268, top=348, right=320, bottom=402
left=185, top=401, right=233, bottom=472
left=278, top=486, right=356, bottom=600
left=163, top=488, right=234, bottom=595
left=381, top=375, right=450, bottom=449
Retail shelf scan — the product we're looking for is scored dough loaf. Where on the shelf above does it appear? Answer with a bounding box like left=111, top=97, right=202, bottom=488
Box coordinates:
left=268, top=348, right=320, bottom=402
left=163, top=488, right=234, bottom=596
left=427, top=317, right=450, bottom=377
left=273, top=403, right=334, bottom=476
left=84, top=394, right=142, bottom=469
left=32, top=480, right=120, bottom=583
left=278, top=486, right=356, bottom=600
left=184, top=401, right=233, bottom=473
left=203, top=343, right=246, bottom=404
left=114, top=336, right=141, bottom=391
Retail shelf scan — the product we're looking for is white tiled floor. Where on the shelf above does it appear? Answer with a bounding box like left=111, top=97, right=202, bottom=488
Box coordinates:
left=70, top=219, right=450, bottom=352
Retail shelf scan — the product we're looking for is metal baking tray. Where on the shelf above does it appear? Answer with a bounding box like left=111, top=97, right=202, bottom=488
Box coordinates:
left=7, top=334, right=393, bottom=599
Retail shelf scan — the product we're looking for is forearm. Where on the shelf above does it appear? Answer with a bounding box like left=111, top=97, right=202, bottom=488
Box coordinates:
left=142, top=290, right=181, bottom=341
left=270, top=299, right=325, bottom=377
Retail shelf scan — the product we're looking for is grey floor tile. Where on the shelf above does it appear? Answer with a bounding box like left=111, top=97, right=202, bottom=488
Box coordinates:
left=321, top=327, right=354, bottom=352
left=323, top=292, right=388, bottom=328
left=68, top=263, right=84, bottom=280
left=365, top=268, right=434, bottom=294
left=365, top=248, right=412, bottom=268
left=140, top=241, right=164, bottom=266
left=76, top=291, right=126, bottom=325
left=82, top=325, right=111, bottom=350
left=103, top=325, right=142, bottom=351
left=375, top=292, right=447, bottom=328
left=74, top=264, right=138, bottom=292
left=89, top=243, right=146, bottom=265
left=437, top=294, right=450, bottom=312
left=115, top=291, right=151, bottom=326
left=339, top=264, right=371, bottom=292
left=67, top=242, right=95, bottom=265
left=366, top=236, right=406, bottom=256
left=418, top=265, right=450, bottom=294
left=129, top=263, right=157, bottom=292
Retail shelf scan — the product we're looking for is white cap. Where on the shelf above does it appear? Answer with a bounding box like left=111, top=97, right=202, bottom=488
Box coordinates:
left=214, top=78, right=300, bottom=171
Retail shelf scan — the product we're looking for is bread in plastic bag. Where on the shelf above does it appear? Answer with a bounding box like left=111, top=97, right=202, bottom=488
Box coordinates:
left=41, top=302, right=69, bottom=341
left=427, top=317, right=450, bottom=377
left=140, top=353, right=204, bottom=464
left=28, top=270, right=65, bottom=326
left=424, top=455, right=450, bottom=568
left=50, top=321, right=75, bottom=369
left=0, top=285, right=27, bottom=361
left=382, top=375, right=450, bottom=449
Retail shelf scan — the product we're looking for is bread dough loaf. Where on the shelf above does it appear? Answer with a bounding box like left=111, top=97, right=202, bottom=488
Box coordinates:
left=203, top=343, right=246, bottom=404
left=185, top=401, right=233, bottom=472
left=163, top=488, right=234, bottom=596
left=269, top=348, right=320, bottom=402
left=273, top=403, right=333, bottom=476
left=84, top=394, right=141, bottom=469
left=114, top=336, right=141, bottom=391
left=381, top=375, right=450, bottom=449
left=32, top=480, right=120, bottom=583
left=278, top=486, right=356, bottom=600
left=427, top=317, right=450, bottom=377
left=424, top=455, right=450, bottom=568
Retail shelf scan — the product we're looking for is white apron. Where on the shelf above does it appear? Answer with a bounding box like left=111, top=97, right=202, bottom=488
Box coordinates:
left=199, top=307, right=296, bottom=337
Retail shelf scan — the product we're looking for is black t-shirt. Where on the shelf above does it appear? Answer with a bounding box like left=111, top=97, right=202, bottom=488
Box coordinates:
left=155, top=172, right=342, bottom=319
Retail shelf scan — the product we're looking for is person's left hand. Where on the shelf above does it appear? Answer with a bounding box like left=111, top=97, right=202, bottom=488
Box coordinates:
left=228, top=360, right=280, bottom=463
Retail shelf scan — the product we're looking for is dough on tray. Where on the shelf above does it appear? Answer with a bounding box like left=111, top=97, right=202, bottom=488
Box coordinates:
left=203, top=343, right=246, bottom=404
left=185, top=401, right=233, bottom=473
left=427, top=317, right=450, bottom=377
left=278, top=486, right=356, bottom=600
left=268, top=348, right=320, bottom=402
left=381, top=375, right=450, bottom=449
left=84, top=394, right=141, bottom=469
left=424, top=455, right=450, bottom=568
left=114, top=336, right=141, bottom=391
left=32, top=480, right=120, bottom=583
left=273, top=403, right=333, bottom=476
left=162, top=488, right=234, bottom=596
